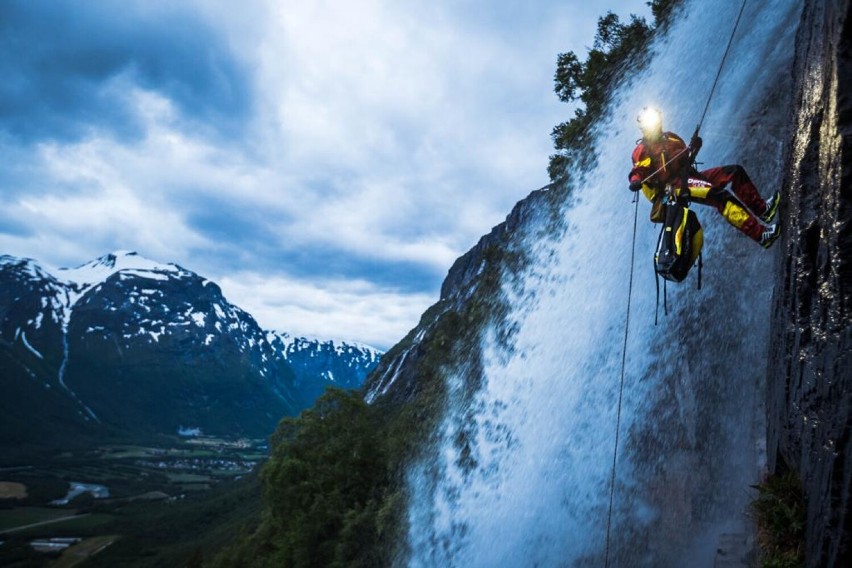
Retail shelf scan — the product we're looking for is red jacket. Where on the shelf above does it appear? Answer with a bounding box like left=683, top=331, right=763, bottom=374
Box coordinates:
left=629, top=132, right=693, bottom=190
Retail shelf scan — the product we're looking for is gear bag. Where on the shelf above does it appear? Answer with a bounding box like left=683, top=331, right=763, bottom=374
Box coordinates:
left=654, top=201, right=703, bottom=283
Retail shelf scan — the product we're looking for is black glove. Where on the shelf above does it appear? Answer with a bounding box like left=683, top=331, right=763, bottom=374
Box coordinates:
left=689, top=135, right=702, bottom=154
left=629, top=180, right=642, bottom=192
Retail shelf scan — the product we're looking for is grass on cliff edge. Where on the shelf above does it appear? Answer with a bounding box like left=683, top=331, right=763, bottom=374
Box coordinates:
left=750, top=471, right=805, bottom=568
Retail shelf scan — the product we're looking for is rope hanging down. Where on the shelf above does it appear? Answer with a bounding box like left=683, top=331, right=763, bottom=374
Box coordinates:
left=604, top=1, right=748, bottom=565
left=604, top=193, right=639, bottom=567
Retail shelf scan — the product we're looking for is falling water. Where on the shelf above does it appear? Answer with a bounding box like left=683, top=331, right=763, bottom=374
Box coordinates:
left=406, top=1, right=802, bottom=566
left=59, top=330, right=100, bottom=423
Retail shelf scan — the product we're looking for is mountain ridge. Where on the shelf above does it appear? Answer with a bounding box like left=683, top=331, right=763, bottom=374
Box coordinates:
left=0, top=251, right=382, bottom=458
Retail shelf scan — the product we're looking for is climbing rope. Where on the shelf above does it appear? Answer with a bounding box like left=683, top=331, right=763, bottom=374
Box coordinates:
left=604, top=2, right=749, bottom=564
left=695, top=0, right=750, bottom=135
left=604, top=192, right=639, bottom=567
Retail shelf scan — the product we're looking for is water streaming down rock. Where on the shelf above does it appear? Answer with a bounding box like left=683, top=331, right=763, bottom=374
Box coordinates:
left=405, top=1, right=802, bottom=566
left=766, top=1, right=852, bottom=564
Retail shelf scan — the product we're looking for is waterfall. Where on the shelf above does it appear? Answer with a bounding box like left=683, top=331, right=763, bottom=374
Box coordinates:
left=406, top=1, right=802, bottom=566
left=59, top=329, right=100, bottom=423
left=57, top=286, right=101, bottom=423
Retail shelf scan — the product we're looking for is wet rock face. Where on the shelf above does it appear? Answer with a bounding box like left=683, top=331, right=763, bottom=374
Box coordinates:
left=767, top=1, right=851, bottom=567
left=440, top=184, right=553, bottom=302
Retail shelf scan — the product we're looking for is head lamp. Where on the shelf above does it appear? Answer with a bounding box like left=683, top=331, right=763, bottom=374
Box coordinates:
left=638, top=107, right=662, bottom=133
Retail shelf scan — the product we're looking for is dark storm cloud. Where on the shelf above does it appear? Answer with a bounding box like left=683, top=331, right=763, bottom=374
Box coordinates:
left=260, top=246, right=446, bottom=295
left=0, top=0, right=253, bottom=143
left=181, top=197, right=443, bottom=295
left=1, top=0, right=626, bottom=346
left=0, top=213, right=34, bottom=238
left=173, top=187, right=443, bottom=294
left=183, top=198, right=274, bottom=247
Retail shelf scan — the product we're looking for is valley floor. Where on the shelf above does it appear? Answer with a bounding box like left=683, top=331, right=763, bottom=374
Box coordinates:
left=0, top=437, right=266, bottom=567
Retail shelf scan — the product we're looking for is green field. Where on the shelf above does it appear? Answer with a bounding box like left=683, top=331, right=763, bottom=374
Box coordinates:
left=165, top=473, right=211, bottom=483
left=9, top=513, right=115, bottom=537
left=0, top=437, right=267, bottom=567
left=0, top=507, right=78, bottom=532
left=3, top=437, right=265, bottom=501
left=53, top=535, right=121, bottom=568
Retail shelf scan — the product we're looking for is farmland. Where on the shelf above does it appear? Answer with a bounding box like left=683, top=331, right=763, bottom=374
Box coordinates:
left=0, top=482, right=27, bottom=499
left=0, top=436, right=266, bottom=566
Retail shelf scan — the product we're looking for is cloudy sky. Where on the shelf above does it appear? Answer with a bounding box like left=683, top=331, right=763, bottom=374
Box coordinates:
left=1, top=0, right=650, bottom=349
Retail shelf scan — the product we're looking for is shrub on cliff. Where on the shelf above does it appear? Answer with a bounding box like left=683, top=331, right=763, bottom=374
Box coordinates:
left=751, top=471, right=806, bottom=568
left=549, top=0, right=683, bottom=181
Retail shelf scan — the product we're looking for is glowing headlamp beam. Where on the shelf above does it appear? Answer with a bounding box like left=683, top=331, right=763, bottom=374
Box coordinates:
left=638, top=107, right=662, bottom=131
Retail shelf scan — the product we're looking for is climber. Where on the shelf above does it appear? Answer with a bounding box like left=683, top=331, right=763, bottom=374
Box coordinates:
left=628, top=107, right=781, bottom=248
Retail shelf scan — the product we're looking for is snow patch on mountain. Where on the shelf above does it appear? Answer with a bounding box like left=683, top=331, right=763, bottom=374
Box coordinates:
left=270, top=331, right=383, bottom=364
left=55, top=251, right=187, bottom=287
left=3, top=252, right=384, bottom=424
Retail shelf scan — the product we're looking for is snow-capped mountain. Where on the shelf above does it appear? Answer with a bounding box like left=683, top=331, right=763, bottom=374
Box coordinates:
left=267, top=332, right=382, bottom=404
left=0, top=251, right=382, bottom=453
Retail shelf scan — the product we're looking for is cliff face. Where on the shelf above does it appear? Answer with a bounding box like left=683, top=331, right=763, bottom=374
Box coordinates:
left=440, top=184, right=554, bottom=302
left=361, top=1, right=850, bottom=565
left=365, top=183, right=558, bottom=407
left=767, top=1, right=852, bottom=566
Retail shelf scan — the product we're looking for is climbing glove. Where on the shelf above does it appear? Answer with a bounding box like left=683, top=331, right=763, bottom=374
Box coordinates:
left=689, top=135, right=703, bottom=155
left=629, top=180, right=642, bottom=192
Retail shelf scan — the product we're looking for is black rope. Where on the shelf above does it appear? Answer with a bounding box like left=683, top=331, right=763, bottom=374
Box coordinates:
left=695, top=0, right=749, bottom=135
left=654, top=259, right=660, bottom=326
left=605, top=192, right=640, bottom=567
left=653, top=223, right=665, bottom=326
left=697, top=252, right=703, bottom=290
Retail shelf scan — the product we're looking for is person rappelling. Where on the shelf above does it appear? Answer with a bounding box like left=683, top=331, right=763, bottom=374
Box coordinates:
left=627, top=107, right=781, bottom=248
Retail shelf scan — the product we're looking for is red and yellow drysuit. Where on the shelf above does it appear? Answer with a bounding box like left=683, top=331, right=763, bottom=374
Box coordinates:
left=628, top=131, right=768, bottom=241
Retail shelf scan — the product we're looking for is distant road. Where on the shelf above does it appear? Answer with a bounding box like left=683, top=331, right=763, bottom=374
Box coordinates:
left=0, top=513, right=90, bottom=535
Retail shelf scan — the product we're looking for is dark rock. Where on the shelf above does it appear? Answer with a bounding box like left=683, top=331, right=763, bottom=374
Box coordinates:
left=441, top=184, right=554, bottom=302
left=767, top=1, right=852, bottom=566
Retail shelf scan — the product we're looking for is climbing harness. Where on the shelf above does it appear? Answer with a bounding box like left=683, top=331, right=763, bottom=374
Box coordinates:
left=604, top=0, right=749, bottom=565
